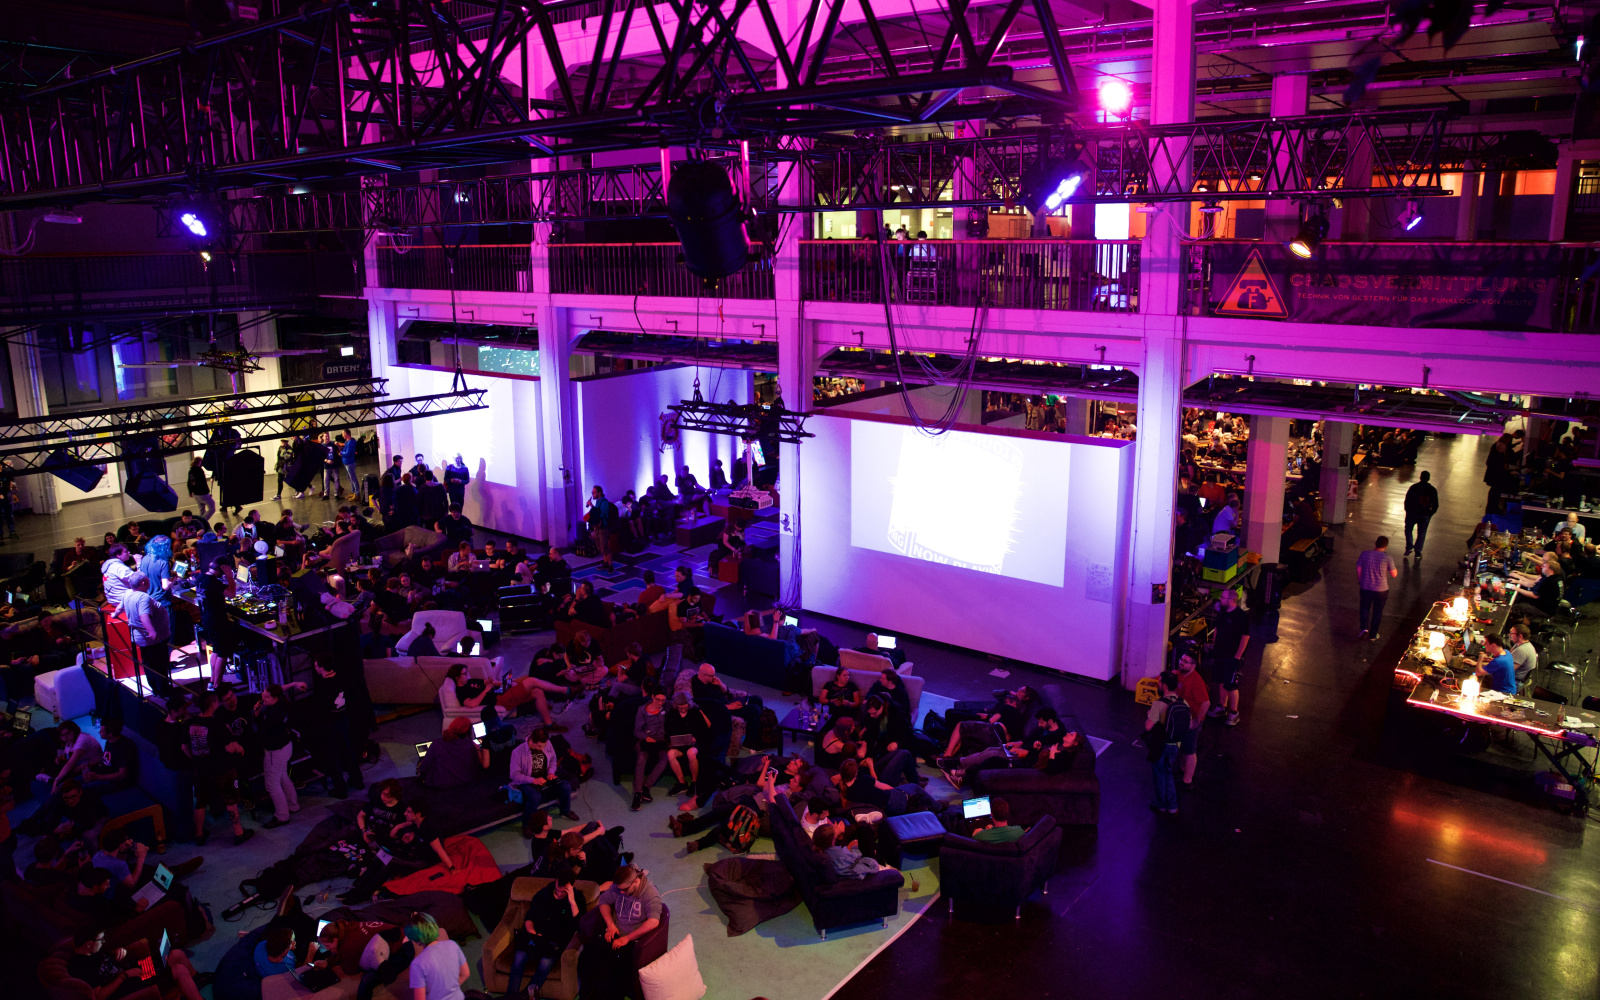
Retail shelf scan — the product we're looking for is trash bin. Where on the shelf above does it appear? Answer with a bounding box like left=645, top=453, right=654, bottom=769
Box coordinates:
left=1256, top=562, right=1285, bottom=609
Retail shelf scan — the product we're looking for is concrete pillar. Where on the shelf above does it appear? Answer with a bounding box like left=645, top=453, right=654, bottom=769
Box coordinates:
left=1061, top=398, right=1092, bottom=435
left=1550, top=146, right=1576, bottom=242
left=236, top=311, right=282, bottom=395
left=1266, top=75, right=1309, bottom=242
left=1244, top=416, right=1289, bottom=562
left=1319, top=420, right=1354, bottom=523
left=6, top=329, right=58, bottom=514
left=1456, top=166, right=1480, bottom=241
left=775, top=133, right=812, bottom=603
left=537, top=304, right=575, bottom=545
left=1122, top=0, right=1194, bottom=687
left=1477, top=169, right=1501, bottom=239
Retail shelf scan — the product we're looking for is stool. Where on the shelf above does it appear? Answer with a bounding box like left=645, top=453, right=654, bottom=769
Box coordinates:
left=34, top=661, right=94, bottom=722
left=883, top=810, right=945, bottom=868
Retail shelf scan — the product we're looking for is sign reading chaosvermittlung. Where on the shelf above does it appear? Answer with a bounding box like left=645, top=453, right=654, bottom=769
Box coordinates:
left=1208, top=244, right=1561, bottom=331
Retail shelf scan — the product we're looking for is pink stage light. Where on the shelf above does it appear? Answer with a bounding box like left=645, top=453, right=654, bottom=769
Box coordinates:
left=1099, top=78, right=1132, bottom=117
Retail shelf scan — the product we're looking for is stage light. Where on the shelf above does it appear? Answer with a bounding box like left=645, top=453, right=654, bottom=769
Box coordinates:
left=41, top=210, right=81, bottom=225
left=1398, top=200, right=1424, bottom=232
left=1099, top=78, right=1132, bottom=117
left=199, top=251, right=212, bottom=262
left=1020, top=157, right=1093, bottom=216
left=179, top=211, right=208, bottom=237
left=340, top=346, right=356, bottom=357
left=1287, top=212, right=1329, bottom=258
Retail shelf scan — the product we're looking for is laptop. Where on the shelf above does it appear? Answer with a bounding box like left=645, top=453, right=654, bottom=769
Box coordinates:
left=235, top=564, right=251, bottom=584
left=784, top=615, right=799, bottom=628
left=173, top=560, right=189, bottom=577
left=274, top=545, right=285, bottom=558
left=669, top=734, right=696, bottom=747
left=472, top=721, right=488, bottom=740
left=476, top=618, right=494, bottom=633
left=130, top=863, right=174, bottom=909
left=316, top=918, right=332, bottom=939
left=877, top=635, right=898, bottom=650
left=961, top=795, right=992, bottom=821
left=415, top=741, right=433, bottom=757
left=134, top=929, right=172, bottom=981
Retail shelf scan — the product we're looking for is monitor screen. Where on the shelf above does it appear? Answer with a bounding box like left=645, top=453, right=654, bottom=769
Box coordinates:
left=273, top=545, right=285, bottom=558
left=477, top=619, right=493, bottom=632
left=463, top=640, right=481, bottom=657
left=235, top=565, right=250, bottom=584
left=472, top=721, right=488, bottom=740
left=961, top=795, right=992, bottom=820
left=877, top=635, right=898, bottom=650
left=784, top=615, right=799, bottom=628
left=151, top=863, right=173, bottom=892
left=316, top=919, right=332, bottom=939
left=172, top=561, right=189, bottom=577
left=414, top=741, right=432, bottom=757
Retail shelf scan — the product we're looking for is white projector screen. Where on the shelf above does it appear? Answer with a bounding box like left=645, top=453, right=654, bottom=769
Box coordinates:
left=849, top=419, right=1070, bottom=586
left=801, top=411, right=1133, bottom=680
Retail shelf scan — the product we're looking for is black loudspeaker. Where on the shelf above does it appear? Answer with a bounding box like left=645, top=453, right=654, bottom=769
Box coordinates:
left=194, top=539, right=229, bottom=575
left=286, top=440, right=327, bottom=492
left=125, top=473, right=179, bottom=512
left=666, top=161, right=747, bottom=282
left=42, top=450, right=105, bottom=492
left=220, top=449, right=266, bottom=509
left=122, top=435, right=165, bottom=480
left=203, top=425, right=242, bottom=473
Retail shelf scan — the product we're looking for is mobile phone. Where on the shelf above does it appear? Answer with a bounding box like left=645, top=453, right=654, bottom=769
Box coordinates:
left=428, top=870, right=447, bottom=881
left=764, top=768, right=779, bottom=780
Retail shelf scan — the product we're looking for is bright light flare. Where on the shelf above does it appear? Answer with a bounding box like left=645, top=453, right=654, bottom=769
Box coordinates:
left=1098, top=78, right=1133, bottom=117
left=179, top=212, right=207, bottom=237
left=1044, top=175, right=1082, bottom=211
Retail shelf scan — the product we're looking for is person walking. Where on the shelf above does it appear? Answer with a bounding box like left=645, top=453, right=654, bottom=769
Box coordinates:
left=254, top=683, right=302, bottom=828
left=586, top=486, right=619, bottom=573
left=1356, top=535, right=1398, bottom=641
left=187, top=457, right=216, bottom=521
left=1144, top=670, right=1187, bottom=816
left=272, top=438, right=293, bottom=500
left=309, top=657, right=363, bottom=798
left=1174, top=650, right=1208, bottom=790
left=1207, top=587, right=1250, bottom=727
left=1403, top=471, right=1439, bottom=558
left=0, top=458, right=17, bottom=541
left=443, top=453, right=470, bottom=509
left=339, top=432, right=361, bottom=498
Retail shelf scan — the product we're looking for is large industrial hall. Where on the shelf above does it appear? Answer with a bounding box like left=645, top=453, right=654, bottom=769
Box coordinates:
left=0, top=0, right=1597, bottom=998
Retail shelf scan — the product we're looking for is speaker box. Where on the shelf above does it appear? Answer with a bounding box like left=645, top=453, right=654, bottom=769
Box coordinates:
left=286, top=440, right=328, bottom=492
left=125, top=473, right=179, bottom=512
left=122, top=435, right=165, bottom=479
left=220, top=449, right=266, bottom=509
left=666, top=160, right=748, bottom=282
left=42, top=450, right=105, bottom=492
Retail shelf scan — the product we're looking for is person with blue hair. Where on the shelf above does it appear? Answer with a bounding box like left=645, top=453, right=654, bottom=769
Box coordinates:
left=406, top=912, right=467, bottom=1000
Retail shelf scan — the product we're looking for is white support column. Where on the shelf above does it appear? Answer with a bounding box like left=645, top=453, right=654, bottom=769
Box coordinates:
left=7, top=329, right=58, bottom=514
left=1456, top=165, right=1480, bottom=241
left=537, top=303, right=575, bottom=546
left=1319, top=421, right=1354, bottom=524
left=1122, top=0, right=1194, bottom=688
left=237, top=311, right=283, bottom=395
left=775, top=131, right=812, bottom=602
left=1550, top=146, right=1576, bottom=242
left=1244, top=416, right=1289, bottom=562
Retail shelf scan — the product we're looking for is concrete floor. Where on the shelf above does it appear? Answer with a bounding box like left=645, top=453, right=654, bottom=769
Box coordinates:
left=833, top=432, right=1600, bottom=1000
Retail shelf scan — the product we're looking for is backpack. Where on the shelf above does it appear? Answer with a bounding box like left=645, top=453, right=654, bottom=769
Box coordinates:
left=592, top=498, right=618, bottom=531
left=722, top=804, right=761, bottom=853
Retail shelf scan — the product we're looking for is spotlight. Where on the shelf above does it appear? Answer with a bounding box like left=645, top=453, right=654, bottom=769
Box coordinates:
left=340, top=346, right=356, bottom=357
left=1020, top=157, right=1093, bottom=216
left=179, top=211, right=208, bottom=237
left=1099, top=78, right=1133, bottom=117
left=1398, top=200, right=1424, bottom=232
left=199, top=250, right=212, bottom=262
left=1287, top=212, right=1329, bottom=259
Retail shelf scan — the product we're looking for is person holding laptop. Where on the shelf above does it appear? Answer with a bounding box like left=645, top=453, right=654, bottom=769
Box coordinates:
left=66, top=928, right=210, bottom=1000
left=971, top=797, right=1025, bottom=843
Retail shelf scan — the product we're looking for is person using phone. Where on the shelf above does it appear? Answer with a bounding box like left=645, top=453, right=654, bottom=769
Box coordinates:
left=505, top=870, right=587, bottom=998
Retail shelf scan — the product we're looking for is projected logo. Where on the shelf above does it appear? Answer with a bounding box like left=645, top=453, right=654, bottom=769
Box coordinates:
left=886, top=432, right=1025, bottom=575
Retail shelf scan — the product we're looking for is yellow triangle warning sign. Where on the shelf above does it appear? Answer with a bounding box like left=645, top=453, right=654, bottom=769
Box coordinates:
left=1214, top=248, right=1288, bottom=319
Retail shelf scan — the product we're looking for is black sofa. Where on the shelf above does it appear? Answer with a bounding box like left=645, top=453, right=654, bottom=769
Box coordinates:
left=939, top=814, right=1061, bottom=919
left=769, top=794, right=903, bottom=937
left=971, top=731, right=1100, bottom=828
left=329, top=760, right=518, bottom=838
left=702, top=623, right=802, bottom=691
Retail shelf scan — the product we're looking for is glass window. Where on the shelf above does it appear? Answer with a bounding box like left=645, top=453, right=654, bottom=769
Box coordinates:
left=112, top=329, right=178, bottom=401
left=39, top=326, right=102, bottom=408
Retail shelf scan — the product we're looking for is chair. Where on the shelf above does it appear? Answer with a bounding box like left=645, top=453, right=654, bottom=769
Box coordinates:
left=437, top=656, right=510, bottom=730
left=398, top=609, right=481, bottom=656
left=479, top=876, right=602, bottom=1000
left=35, top=657, right=95, bottom=722
left=940, top=814, right=1062, bottom=920
left=322, top=530, right=363, bottom=570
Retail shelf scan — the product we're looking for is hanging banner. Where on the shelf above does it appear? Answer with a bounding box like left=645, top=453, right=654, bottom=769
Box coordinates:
left=1208, top=244, right=1561, bottom=330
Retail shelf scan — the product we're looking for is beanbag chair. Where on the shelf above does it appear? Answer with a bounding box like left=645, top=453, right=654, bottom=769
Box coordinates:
left=703, top=856, right=799, bottom=935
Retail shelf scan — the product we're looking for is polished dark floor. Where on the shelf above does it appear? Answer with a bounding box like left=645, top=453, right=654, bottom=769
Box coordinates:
left=836, top=433, right=1600, bottom=1000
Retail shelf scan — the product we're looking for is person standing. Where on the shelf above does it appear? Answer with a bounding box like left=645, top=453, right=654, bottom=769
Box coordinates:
left=586, top=486, right=619, bottom=573
left=1174, top=650, right=1208, bottom=790
left=310, top=657, right=364, bottom=798
left=318, top=432, right=341, bottom=499
left=184, top=692, right=253, bottom=846
left=1145, top=670, right=1187, bottom=815
left=403, top=913, right=468, bottom=1000
left=1356, top=535, right=1398, bottom=641
left=443, top=454, right=470, bottom=509
left=186, top=457, right=216, bottom=522
left=272, top=438, right=294, bottom=501
left=254, top=682, right=302, bottom=828
left=1403, top=471, right=1440, bottom=558
left=409, top=453, right=434, bottom=485
left=1207, top=588, right=1250, bottom=727
left=379, top=454, right=403, bottom=522
left=0, top=457, right=17, bottom=541
left=119, top=573, right=172, bottom=696
left=340, top=431, right=361, bottom=498
left=197, top=555, right=238, bottom=690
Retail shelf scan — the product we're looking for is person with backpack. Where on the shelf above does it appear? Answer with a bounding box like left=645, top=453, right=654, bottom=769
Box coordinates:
left=584, top=485, right=620, bottom=573
left=1145, top=670, right=1188, bottom=816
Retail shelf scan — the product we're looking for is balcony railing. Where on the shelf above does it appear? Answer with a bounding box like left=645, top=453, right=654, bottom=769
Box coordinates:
left=373, top=245, right=533, bottom=293
left=0, top=251, right=361, bottom=321
left=800, top=240, right=1141, bottom=312
left=548, top=244, right=774, bottom=299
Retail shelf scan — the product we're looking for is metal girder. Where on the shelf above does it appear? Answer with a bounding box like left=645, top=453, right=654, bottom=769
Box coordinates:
left=667, top=394, right=812, bottom=442
left=0, top=377, right=488, bottom=475
left=0, top=0, right=1060, bottom=209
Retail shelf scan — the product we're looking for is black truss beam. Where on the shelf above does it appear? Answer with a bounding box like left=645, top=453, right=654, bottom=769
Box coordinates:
left=0, top=377, right=488, bottom=475
left=668, top=395, right=812, bottom=443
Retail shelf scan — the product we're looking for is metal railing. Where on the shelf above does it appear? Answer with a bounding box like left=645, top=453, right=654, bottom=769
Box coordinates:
left=548, top=244, right=775, bottom=299
left=373, top=245, right=534, bottom=293
left=799, top=240, right=1141, bottom=312
left=1187, top=241, right=1600, bottom=335
left=0, top=251, right=361, bottom=321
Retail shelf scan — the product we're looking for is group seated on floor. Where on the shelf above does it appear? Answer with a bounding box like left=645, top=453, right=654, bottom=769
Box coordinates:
left=5, top=483, right=1098, bottom=999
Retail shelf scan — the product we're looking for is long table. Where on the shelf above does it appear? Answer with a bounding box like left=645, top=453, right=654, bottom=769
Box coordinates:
left=171, top=583, right=354, bottom=691
left=1395, top=587, right=1599, bottom=811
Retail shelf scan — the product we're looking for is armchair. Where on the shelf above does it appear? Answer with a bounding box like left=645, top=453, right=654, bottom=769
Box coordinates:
left=398, top=609, right=480, bottom=655
left=479, top=876, right=602, bottom=1000
left=939, top=814, right=1061, bottom=920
